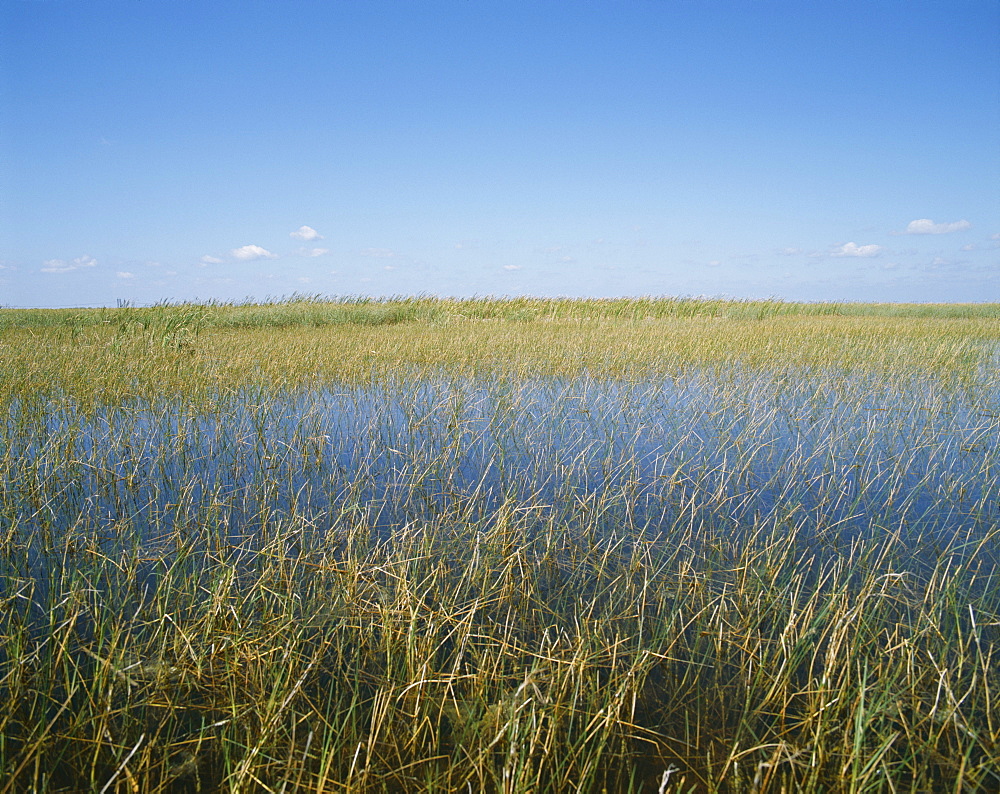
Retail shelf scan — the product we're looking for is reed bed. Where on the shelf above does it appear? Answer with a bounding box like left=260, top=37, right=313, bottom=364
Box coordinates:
left=1, top=299, right=998, bottom=792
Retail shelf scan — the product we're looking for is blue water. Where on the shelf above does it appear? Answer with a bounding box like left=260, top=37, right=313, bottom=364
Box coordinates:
left=3, top=370, right=998, bottom=580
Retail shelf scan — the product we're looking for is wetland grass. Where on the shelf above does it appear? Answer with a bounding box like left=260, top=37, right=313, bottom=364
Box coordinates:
left=1, top=298, right=998, bottom=791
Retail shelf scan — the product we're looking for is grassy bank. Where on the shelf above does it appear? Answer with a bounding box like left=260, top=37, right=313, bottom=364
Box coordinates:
left=1, top=299, right=998, bottom=791
left=3, top=295, right=1000, bottom=333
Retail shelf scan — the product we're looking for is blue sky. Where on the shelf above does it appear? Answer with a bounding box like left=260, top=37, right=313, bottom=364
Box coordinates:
left=2, top=0, right=998, bottom=307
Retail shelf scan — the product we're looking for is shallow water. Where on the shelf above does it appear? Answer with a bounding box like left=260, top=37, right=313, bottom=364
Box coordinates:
left=4, top=369, right=998, bottom=579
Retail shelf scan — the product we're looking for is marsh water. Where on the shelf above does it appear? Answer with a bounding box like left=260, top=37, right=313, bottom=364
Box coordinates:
left=5, top=367, right=999, bottom=581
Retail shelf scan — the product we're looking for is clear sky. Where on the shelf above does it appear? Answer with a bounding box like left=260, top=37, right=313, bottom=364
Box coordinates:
left=2, top=0, right=998, bottom=307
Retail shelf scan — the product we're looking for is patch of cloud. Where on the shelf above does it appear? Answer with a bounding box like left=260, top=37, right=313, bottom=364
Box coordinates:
left=41, top=255, right=98, bottom=273
left=232, top=245, right=277, bottom=261
left=778, top=247, right=803, bottom=256
left=116, top=271, right=135, bottom=279
left=707, top=260, right=721, bottom=267
left=904, top=218, right=971, bottom=235
left=832, top=242, right=882, bottom=258
left=961, top=244, right=977, bottom=251
left=291, top=225, right=323, bottom=241
left=298, top=247, right=330, bottom=257
left=503, top=265, right=522, bottom=271
left=200, top=255, right=223, bottom=265
left=360, top=248, right=397, bottom=258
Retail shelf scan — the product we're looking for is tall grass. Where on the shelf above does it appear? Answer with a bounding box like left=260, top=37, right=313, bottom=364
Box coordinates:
left=0, top=300, right=998, bottom=791
left=3, top=295, right=1000, bottom=333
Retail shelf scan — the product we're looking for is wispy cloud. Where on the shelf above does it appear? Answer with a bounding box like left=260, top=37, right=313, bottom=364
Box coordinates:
left=503, top=264, right=522, bottom=270
left=116, top=271, right=135, bottom=279
left=291, top=225, right=323, bottom=241
left=200, top=255, right=223, bottom=265
left=298, top=247, right=330, bottom=257
left=904, top=218, right=971, bottom=235
left=360, top=248, right=397, bottom=258
left=232, top=245, right=277, bottom=261
left=40, top=255, right=98, bottom=273
left=832, top=242, right=882, bottom=258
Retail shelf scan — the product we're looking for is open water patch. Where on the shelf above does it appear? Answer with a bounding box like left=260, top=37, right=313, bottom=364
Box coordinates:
left=2, top=368, right=999, bottom=586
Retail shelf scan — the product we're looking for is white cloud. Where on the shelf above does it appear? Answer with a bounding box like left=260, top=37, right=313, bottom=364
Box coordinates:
left=298, top=247, right=330, bottom=257
left=291, top=225, right=323, bottom=241
left=503, top=264, right=522, bottom=271
left=200, top=255, right=223, bottom=265
left=904, top=218, right=971, bottom=235
left=116, top=271, right=135, bottom=279
left=961, top=244, right=977, bottom=252
left=779, top=247, right=803, bottom=256
left=41, top=255, right=97, bottom=273
left=360, top=248, right=397, bottom=258
left=232, top=245, right=277, bottom=260
left=833, top=242, right=882, bottom=258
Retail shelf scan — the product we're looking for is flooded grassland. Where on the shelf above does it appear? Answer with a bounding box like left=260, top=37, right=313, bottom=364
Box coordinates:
left=1, top=300, right=999, bottom=792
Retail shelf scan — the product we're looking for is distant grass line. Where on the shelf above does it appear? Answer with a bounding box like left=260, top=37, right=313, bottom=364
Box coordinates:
left=3, top=295, right=1000, bottom=331
left=2, top=313, right=998, bottom=409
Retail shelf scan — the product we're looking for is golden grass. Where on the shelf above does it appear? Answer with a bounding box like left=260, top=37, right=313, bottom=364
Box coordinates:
left=0, top=299, right=997, bottom=791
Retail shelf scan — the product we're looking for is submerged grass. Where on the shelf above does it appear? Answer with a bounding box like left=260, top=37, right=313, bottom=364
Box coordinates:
left=1, top=298, right=998, bottom=792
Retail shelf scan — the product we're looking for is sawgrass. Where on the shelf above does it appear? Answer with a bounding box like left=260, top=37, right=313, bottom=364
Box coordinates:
left=0, top=298, right=998, bottom=792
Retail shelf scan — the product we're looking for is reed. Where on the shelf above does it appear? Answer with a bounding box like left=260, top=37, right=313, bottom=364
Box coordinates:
left=0, top=299, right=997, bottom=791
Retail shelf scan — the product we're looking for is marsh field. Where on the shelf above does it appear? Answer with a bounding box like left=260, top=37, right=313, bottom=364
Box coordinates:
left=1, top=297, right=999, bottom=793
